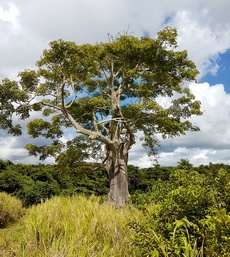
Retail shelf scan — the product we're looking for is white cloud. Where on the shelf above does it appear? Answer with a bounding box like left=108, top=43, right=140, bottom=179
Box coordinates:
left=0, top=3, right=21, bottom=35
left=153, top=82, right=230, bottom=166
left=129, top=81, right=230, bottom=167
left=0, top=132, right=54, bottom=164
left=0, top=3, right=19, bottom=24
left=167, top=10, right=230, bottom=77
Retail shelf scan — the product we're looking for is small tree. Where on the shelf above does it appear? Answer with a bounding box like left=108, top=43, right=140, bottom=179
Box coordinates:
left=0, top=27, right=202, bottom=206
left=177, top=158, right=193, bottom=170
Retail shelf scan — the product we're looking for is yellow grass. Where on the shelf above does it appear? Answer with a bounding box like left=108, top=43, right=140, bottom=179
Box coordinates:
left=0, top=192, right=24, bottom=228
left=1, top=195, right=142, bottom=257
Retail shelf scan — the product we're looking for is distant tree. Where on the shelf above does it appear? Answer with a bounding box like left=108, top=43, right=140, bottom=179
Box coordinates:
left=0, top=27, right=202, bottom=206
left=177, top=158, right=193, bottom=169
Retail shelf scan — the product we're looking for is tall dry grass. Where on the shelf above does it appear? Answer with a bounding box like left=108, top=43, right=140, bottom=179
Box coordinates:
left=14, top=195, right=141, bottom=256
left=0, top=192, right=24, bottom=228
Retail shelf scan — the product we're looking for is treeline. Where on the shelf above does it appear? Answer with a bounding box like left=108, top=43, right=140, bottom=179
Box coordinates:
left=1, top=159, right=230, bottom=207
left=0, top=160, right=108, bottom=207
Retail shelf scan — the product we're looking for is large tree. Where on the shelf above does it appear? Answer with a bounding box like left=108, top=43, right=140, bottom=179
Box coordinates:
left=0, top=27, right=202, bottom=206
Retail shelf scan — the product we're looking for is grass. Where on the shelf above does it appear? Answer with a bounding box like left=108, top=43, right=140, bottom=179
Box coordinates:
left=0, top=192, right=24, bottom=228
left=0, top=223, right=24, bottom=257
left=0, top=195, right=142, bottom=257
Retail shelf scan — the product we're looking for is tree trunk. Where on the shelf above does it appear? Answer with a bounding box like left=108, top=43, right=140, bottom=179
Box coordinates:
left=106, top=143, right=129, bottom=207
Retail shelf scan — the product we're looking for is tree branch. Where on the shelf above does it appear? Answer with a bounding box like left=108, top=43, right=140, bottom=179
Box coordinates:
left=66, top=112, right=114, bottom=147
left=116, top=107, right=135, bottom=150
left=71, top=161, right=106, bottom=169
left=40, top=101, right=62, bottom=111
left=61, top=79, right=69, bottom=117
left=65, top=75, right=77, bottom=109
left=98, top=117, right=125, bottom=125
left=92, top=111, right=99, bottom=132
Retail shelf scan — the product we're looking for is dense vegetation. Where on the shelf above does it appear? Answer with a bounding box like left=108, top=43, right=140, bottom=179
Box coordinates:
left=1, top=160, right=230, bottom=256
left=0, top=160, right=108, bottom=207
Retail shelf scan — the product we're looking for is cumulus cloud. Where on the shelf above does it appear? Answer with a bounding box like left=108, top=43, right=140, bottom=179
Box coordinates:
left=0, top=3, right=21, bottom=34
left=167, top=10, right=230, bottom=77
left=154, top=82, right=230, bottom=166
left=0, top=130, right=54, bottom=164
left=128, top=81, right=230, bottom=167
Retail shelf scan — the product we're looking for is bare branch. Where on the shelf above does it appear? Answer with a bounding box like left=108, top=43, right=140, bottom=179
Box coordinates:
left=98, top=117, right=125, bottom=125
left=92, top=111, right=99, bottom=132
left=61, top=80, right=69, bottom=118
left=71, top=162, right=106, bottom=169
left=116, top=107, right=135, bottom=149
left=57, top=79, right=114, bottom=147
left=40, top=101, right=62, bottom=111
left=66, top=111, right=114, bottom=147
left=99, top=112, right=109, bottom=135
left=101, top=68, right=111, bottom=87
left=114, top=67, right=122, bottom=78
left=117, top=70, right=126, bottom=96
left=95, top=81, right=111, bottom=98
left=65, top=75, right=77, bottom=109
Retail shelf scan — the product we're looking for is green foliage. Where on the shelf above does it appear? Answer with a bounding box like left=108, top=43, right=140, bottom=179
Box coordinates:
left=0, top=192, right=24, bottom=228
left=0, top=169, right=22, bottom=194
left=130, top=207, right=230, bottom=257
left=128, top=165, right=171, bottom=194
left=0, top=161, right=109, bottom=207
left=0, top=160, right=12, bottom=170
left=129, top=217, right=203, bottom=257
left=129, top=166, right=230, bottom=256
left=212, top=168, right=230, bottom=210
left=177, top=158, right=193, bottom=169
left=56, top=135, right=103, bottom=166
left=0, top=79, right=29, bottom=135
left=201, top=208, right=230, bottom=256
left=1, top=28, right=202, bottom=164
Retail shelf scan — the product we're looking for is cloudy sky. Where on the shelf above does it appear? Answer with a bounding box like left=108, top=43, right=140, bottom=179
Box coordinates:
left=1, top=0, right=230, bottom=167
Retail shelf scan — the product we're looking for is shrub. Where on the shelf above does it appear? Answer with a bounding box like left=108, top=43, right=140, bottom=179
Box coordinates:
left=129, top=216, right=203, bottom=257
left=201, top=208, right=230, bottom=256
left=0, top=169, right=22, bottom=194
left=0, top=192, right=24, bottom=228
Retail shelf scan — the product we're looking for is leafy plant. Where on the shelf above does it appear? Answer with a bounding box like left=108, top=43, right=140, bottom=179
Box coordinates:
left=201, top=208, right=230, bottom=256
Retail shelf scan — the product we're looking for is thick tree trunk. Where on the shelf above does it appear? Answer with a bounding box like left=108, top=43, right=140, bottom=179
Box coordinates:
left=106, top=144, right=129, bottom=207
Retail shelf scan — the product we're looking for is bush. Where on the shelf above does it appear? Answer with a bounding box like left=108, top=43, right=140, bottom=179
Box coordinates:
left=0, top=169, right=22, bottom=194
left=201, top=208, right=230, bottom=256
left=0, top=192, right=24, bottom=228
left=129, top=216, right=202, bottom=257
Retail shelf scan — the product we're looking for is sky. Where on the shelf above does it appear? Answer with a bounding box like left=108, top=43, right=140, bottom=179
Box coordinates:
left=1, top=0, right=230, bottom=167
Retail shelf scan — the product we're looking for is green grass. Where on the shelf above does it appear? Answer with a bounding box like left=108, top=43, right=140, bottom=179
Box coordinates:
left=0, top=195, right=142, bottom=257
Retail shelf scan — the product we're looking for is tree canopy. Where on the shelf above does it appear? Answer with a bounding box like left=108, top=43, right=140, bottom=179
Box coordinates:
left=0, top=27, right=202, bottom=206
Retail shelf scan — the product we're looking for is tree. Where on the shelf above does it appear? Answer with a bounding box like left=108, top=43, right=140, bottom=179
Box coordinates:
left=0, top=27, right=202, bottom=206
left=177, top=158, right=193, bottom=170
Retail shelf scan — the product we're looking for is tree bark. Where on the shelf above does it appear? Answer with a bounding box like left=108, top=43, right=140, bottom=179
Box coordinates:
left=106, top=143, right=129, bottom=207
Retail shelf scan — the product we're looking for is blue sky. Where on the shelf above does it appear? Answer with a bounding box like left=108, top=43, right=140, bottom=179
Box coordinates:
left=1, top=0, right=230, bottom=167
left=200, top=50, right=230, bottom=91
